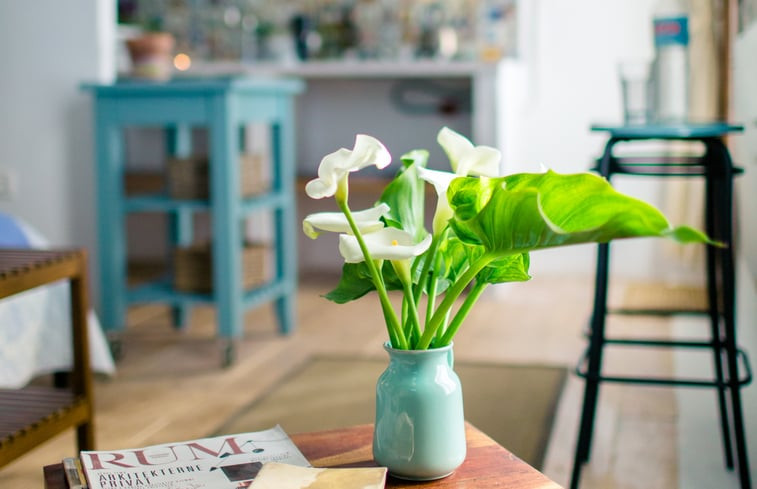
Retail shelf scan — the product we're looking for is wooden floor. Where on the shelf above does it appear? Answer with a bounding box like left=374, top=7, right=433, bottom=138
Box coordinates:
left=0, top=272, right=685, bottom=489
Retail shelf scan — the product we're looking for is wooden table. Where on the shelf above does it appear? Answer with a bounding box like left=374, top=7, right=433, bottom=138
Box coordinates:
left=44, top=423, right=563, bottom=488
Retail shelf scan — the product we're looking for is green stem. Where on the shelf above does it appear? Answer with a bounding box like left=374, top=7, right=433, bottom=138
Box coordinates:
left=393, top=260, right=422, bottom=348
left=424, top=246, right=445, bottom=333
left=438, top=280, right=488, bottom=346
left=379, top=296, right=403, bottom=349
left=436, top=308, right=452, bottom=345
left=416, top=252, right=497, bottom=349
left=425, top=269, right=438, bottom=329
left=338, top=199, right=407, bottom=349
left=413, top=236, right=440, bottom=302
left=402, top=285, right=422, bottom=348
left=415, top=229, right=448, bottom=335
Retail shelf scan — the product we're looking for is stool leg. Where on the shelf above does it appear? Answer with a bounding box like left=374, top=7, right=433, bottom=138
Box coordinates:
left=704, top=171, right=734, bottom=470
left=723, top=243, right=751, bottom=489
left=709, top=139, right=751, bottom=489
left=725, top=326, right=751, bottom=489
left=571, top=242, right=610, bottom=489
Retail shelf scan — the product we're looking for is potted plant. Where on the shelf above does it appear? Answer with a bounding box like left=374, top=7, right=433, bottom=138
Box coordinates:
left=301, top=127, right=712, bottom=480
left=124, top=16, right=175, bottom=81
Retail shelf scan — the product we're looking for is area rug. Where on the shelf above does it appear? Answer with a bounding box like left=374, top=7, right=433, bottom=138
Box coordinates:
left=214, top=356, right=567, bottom=470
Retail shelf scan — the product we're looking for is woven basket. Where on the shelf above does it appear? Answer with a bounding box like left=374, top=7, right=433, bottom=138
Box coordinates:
left=173, top=243, right=271, bottom=293
left=167, top=153, right=268, bottom=200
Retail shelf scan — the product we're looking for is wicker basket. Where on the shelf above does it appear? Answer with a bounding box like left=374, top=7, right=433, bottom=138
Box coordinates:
left=173, top=243, right=271, bottom=293
left=167, top=153, right=269, bottom=200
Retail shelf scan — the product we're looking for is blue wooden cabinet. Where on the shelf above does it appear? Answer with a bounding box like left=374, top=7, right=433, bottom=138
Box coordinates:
left=83, top=77, right=304, bottom=365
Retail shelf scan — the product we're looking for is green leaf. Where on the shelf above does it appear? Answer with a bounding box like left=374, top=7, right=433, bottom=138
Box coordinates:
left=446, top=177, right=500, bottom=245
left=324, top=261, right=403, bottom=304
left=438, top=237, right=472, bottom=283
left=323, top=263, right=376, bottom=304
left=400, top=149, right=429, bottom=168
left=477, top=253, right=531, bottom=283
left=378, top=150, right=429, bottom=242
left=663, top=225, right=722, bottom=245
left=447, top=170, right=713, bottom=256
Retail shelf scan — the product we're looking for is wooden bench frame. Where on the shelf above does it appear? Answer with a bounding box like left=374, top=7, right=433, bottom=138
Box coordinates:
left=0, top=249, right=95, bottom=467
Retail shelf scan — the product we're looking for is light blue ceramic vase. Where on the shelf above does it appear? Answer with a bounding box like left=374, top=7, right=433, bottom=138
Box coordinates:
left=372, top=342, right=466, bottom=480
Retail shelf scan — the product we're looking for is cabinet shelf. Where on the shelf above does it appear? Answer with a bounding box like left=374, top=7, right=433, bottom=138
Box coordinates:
left=124, top=192, right=288, bottom=214
left=127, top=278, right=287, bottom=310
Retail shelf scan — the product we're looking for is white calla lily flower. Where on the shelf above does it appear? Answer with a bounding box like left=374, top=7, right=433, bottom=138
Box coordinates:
left=338, top=228, right=432, bottom=264
left=305, top=134, right=392, bottom=199
left=437, top=126, right=501, bottom=177
left=418, top=167, right=456, bottom=235
left=418, top=166, right=456, bottom=195
left=454, top=146, right=501, bottom=177
left=303, top=203, right=391, bottom=239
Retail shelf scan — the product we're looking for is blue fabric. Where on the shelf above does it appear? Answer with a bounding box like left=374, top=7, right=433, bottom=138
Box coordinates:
left=0, top=213, right=30, bottom=248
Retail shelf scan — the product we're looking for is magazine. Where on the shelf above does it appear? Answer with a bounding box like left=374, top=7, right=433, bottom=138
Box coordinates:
left=79, top=425, right=310, bottom=489
left=249, top=462, right=387, bottom=489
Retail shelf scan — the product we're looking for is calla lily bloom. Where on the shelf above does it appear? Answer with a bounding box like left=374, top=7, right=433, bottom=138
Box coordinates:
left=417, top=167, right=456, bottom=236
left=305, top=134, right=392, bottom=199
left=303, top=203, right=391, bottom=239
left=437, top=126, right=501, bottom=177
left=338, top=228, right=432, bottom=264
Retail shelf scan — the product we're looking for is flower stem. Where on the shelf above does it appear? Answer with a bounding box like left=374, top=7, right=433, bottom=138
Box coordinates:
left=416, top=252, right=496, bottom=349
left=413, top=235, right=440, bottom=302
left=437, top=280, right=488, bottom=346
left=392, top=260, right=422, bottom=348
left=338, top=199, right=408, bottom=349
left=425, top=245, right=446, bottom=335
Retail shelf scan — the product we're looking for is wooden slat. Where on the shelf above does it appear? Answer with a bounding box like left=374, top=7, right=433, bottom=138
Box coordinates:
left=0, top=249, right=84, bottom=298
left=0, top=249, right=95, bottom=468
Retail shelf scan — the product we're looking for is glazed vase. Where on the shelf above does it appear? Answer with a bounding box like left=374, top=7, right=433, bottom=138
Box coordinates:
left=372, top=342, right=466, bottom=480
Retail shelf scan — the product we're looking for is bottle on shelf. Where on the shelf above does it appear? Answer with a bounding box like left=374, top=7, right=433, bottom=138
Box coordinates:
left=651, top=0, right=690, bottom=123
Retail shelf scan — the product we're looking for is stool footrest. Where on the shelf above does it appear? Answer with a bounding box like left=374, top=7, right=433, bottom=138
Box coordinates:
left=601, top=337, right=716, bottom=348
left=575, top=347, right=753, bottom=388
left=607, top=307, right=709, bottom=317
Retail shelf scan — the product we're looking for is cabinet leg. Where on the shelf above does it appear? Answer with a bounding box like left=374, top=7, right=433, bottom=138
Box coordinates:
left=171, top=304, right=191, bottom=330
left=107, top=334, right=124, bottom=362
left=221, top=340, right=237, bottom=368
left=275, top=295, right=295, bottom=335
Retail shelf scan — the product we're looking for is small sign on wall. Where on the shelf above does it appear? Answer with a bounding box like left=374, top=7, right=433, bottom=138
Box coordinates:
left=738, top=0, right=757, bottom=32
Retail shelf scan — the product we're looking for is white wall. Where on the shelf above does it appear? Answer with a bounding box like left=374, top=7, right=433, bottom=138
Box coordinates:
left=675, top=18, right=757, bottom=488
left=297, top=0, right=674, bottom=281
left=502, top=0, right=675, bottom=281
left=0, top=1, right=116, bottom=302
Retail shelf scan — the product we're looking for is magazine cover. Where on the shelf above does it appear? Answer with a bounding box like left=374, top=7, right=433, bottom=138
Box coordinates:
left=249, top=462, right=387, bottom=489
left=79, top=425, right=310, bottom=489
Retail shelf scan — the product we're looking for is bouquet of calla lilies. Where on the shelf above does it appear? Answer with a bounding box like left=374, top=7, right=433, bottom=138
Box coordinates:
left=302, top=127, right=713, bottom=350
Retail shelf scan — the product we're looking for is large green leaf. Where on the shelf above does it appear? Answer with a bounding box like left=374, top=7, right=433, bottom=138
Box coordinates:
left=378, top=150, right=428, bottom=242
left=448, top=170, right=713, bottom=255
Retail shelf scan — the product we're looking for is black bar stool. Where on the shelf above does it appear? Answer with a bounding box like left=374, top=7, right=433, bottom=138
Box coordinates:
left=571, top=123, right=752, bottom=489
